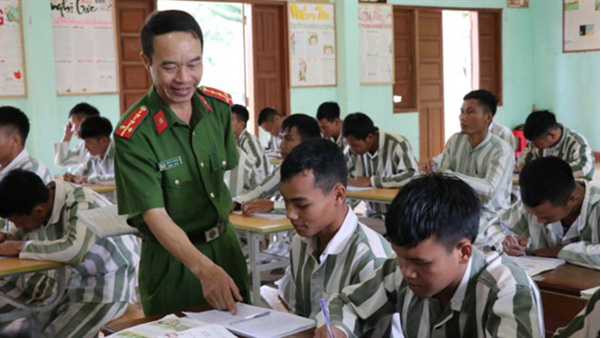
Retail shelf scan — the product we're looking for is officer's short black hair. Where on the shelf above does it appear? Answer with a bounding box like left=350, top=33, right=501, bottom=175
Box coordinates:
left=0, top=106, right=30, bottom=146
left=281, top=138, right=347, bottom=194
left=316, top=101, right=340, bottom=122
left=79, top=116, right=113, bottom=139
left=0, top=169, right=49, bottom=217
left=258, top=107, right=281, bottom=126
left=386, top=173, right=480, bottom=251
left=342, top=112, right=378, bottom=140
left=523, top=110, right=560, bottom=141
left=69, top=103, right=100, bottom=118
left=231, top=104, right=249, bottom=125
left=463, top=89, right=498, bottom=116
left=520, top=157, right=575, bottom=208
left=280, top=114, right=321, bottom=141
left=141, top=10, right=203, bottom=64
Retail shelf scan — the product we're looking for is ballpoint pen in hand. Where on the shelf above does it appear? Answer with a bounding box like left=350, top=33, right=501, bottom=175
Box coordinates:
left=320, top=299, right=334, bottom=338
left=501, top=221, right=525, bottom=256
left=229, top=310, right=270, bottom=325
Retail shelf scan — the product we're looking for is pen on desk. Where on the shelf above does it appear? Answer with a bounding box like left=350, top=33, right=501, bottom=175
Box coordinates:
left=320, top=299, right=334, bottom=338
left=229, top=310, right=270, bottom=325
left=501, top=221, right=525, bottom=256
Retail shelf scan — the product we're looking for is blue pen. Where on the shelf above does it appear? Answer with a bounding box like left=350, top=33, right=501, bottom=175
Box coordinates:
left=501, top=221, right=525, bottom=256
left=320, top=299, right=334, bottom=338
left=229, top=310, right=270, bottom=325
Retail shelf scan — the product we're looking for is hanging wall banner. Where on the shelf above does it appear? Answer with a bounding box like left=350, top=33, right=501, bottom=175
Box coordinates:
left=359, top=3, right=394, bottom=84
left=0, top=0, right=27, bottom=97
left=288, top=2, right=337, bottom=87
left=50, top=0, right=118, bottom=95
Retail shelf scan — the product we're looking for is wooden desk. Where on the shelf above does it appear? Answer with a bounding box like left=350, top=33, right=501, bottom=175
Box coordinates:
left=346, top=188, right=399, bottom=204
left=85, top=184, right=116, bottom=194
left=0, top=258, right=67, bottom=323
left=533, top=263, right=599, bottom=337
left=230, top=214, right=293, bottom=306
left=269, top=157, right=283, bottom=165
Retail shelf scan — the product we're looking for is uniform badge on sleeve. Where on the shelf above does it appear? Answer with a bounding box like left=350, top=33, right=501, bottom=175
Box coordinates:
left=116, top=106, right=149, bottom=139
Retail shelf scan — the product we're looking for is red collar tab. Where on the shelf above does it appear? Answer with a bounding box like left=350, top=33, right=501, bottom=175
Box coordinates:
left=116, top=106, right=149, bottom=139
left=153, top=109, right=168, bottom=134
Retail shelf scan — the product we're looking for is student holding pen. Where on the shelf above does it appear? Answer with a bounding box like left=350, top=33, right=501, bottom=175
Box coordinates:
left=484, top=157, right=600, bottom=269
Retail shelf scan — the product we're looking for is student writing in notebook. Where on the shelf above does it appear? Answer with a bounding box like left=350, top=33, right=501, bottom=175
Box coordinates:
left=484, top=156, right=600, bottom=269
left=314, top=174, right=543, bottom=338
left=54, top=102, right=100, bottom=168
left=276, top=138, right=398, bottom=336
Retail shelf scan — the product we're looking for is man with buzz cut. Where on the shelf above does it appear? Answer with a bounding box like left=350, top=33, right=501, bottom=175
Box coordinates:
left=314, top=173, right=544, bottom=338
left=258, top=107, right=284, bottom=157
left=484, top=156, right=599, bottom=269
left=519, top=109, right=594, bottom=180
left=231, top=104, right=270, bottom=181
left=316, top=101, right=344, bottom=149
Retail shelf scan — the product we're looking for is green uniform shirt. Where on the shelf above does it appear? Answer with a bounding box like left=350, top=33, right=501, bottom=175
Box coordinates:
left=114, top=86, right=249, bottom=315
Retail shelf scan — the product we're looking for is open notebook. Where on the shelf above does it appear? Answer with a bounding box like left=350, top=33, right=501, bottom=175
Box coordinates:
left=184, top=303, right=315, bottom=338
left=510, top=256, right=566, bottom=276
left=76, top=205, right=138, bottom=238
left=111, top=314, right=235, bottom=337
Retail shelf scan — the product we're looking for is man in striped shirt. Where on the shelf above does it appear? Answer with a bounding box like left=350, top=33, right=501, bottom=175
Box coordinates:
left=423, top=90, right=514, bottom=232
left=0, top=106, right=53, bottom=184
left=314, top=174, right=544, bottom=338
left=232, top=104, right=270, bottom=181
left=519, top=110, right=595, bottom=180
left=0, top=170, right=139, bottom=337
left=316, top=101, right=345, bottom=149
left=554, top=289, right=600, bottom=338
left=489, top=120, right=516, bottom=149
left=277, top=138, right=398, bottom=336
left=258, top=107, right=284, bottom=158
left=485, top=157, right=599, bottom=269
left=224, top=146, right=259, bottom=196
left=343, top=112, right=419, bottom=217
left=54, top=102, right=100, bottom=168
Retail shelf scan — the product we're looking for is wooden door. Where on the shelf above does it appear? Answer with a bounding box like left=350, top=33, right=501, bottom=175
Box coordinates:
left=417, top=10, right=444, bottom=161
left=115, top=0, right=155, bottom=114
left=393, top=8, right=417, bottom=112
left=251, top=3, right=290, bottom=133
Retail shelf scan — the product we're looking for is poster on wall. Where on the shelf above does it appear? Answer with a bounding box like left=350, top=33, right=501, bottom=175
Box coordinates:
left=563, top=0, right=600, bottom=52
left=358, top=3, right=394, bottom=85
left=288, top=2, right=336, bottom=87
left=0, top=0, right=26, bottom=97
left=50, top=0, right=118, bottom=95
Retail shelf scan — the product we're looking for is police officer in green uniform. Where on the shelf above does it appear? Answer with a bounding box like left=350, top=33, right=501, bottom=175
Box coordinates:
left=113, top=10, right=249, bottom=316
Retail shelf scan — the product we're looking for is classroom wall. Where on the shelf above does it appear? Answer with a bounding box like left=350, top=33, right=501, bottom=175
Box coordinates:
left=1, top=1, right=598, bottom=177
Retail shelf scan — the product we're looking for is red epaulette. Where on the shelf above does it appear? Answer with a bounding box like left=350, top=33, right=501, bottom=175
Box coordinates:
left=200, top=86, right=233, bottom=106
left=115, top=106, right=149, bottom=139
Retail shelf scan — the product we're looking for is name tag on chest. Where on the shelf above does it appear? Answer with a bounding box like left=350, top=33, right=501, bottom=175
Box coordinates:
left=158, top=156, right=183, bottom=171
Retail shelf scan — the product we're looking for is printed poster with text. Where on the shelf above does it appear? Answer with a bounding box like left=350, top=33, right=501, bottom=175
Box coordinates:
left=359, top=4, right=394, bottom=84
left=288, top=3, right=336, bottom=87
left=563, top=0, right=600, bottom=52
left=0, top=0, right=26, bottom=97
left=50, top=0, right=118, bottom=94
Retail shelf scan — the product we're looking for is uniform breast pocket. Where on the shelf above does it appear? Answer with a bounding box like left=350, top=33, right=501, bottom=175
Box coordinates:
left=161, top=166, right=195, bottom=218
left=209, top=143, right=228, bottom=174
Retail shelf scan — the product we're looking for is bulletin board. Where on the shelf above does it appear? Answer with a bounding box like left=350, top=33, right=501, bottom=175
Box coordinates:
left=0, top=0, right=27, bottom=98
left=563, top=0, right=600, bottom=52
left=288, top=2, right=337, bottom=87
left=50, top=0, right=119, bottom=95
left=359, top=3, right=394, bottom=84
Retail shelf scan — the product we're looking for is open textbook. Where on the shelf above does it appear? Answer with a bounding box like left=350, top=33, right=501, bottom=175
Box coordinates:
left=510, top=256, right=566, bottom=276
left=110, top=314, right=235, bottom=337
left=184, top=303, right=315, bottom=338
left=77, top=205, right=138, bottom=238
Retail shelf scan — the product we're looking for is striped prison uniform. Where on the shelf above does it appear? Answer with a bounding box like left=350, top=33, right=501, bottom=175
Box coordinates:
left=553, top=289, right=600, bottom=338
left=237, top=129, right=271, bottom=181
left=72, top=138, right=116, bottom=185
left=54, top=140, right=86, bottom=167
left=225, top=146, right=259, bottom=196
left=489, top=120, right=516, bottom=149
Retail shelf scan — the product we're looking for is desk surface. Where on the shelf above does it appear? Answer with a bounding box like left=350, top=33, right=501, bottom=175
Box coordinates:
left=0, top=257, right=63, bottom=277
left=535, top=263, right=600, bottom=296
left=230, top=214, right=292, bottom=233
left=346, top=188, right=399, bottom=203
left=54, top=177, right=116, bottom=194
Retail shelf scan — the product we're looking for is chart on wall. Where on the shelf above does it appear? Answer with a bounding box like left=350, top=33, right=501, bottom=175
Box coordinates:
left=50, top=0, right=118, bottom=95
left=0, top=0, right=26, bottom=97
left=563, top=0, right=600, bottom=52
left=359, top=4, right=394, bottom=84
left=288, top=2, right=336, bottom=87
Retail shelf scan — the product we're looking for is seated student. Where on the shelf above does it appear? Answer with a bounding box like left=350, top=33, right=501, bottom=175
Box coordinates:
left=484, top=157, right=599, bottom=269
left=224, top=146, right=259, bottom=196
left=316, top=101, right=345, bottom=149
left=0, top=169, right=139, bottom=338
left=0, top=106, right=53, bottom=183
left=233, top=114, right=321, bottom=215
left=554, top=288, right=600, bottom=338
left=489, top=119, right=516, bottom=150
left=231, top=104, right=270, bottom=181
left=343, top=112, right=419, bottom=217
left=63, top=116, right=115, bottom=185
left=258, top=107, right=284, bottom=157
left=422, top=89, right=514, bottom=232
left=54, top=102, right=100, bottom=167
left=276, top=138, right=396, bottom=336
left=314, top=174, right=544, bottom=338
left=519, top=109, right=595, bottom=180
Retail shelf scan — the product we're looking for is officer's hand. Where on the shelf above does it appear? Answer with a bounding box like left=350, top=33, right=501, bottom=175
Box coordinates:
left=241, top=200, right=274, bottom=216
left=502, top=235, right=527, bottom=256
left=199, top=262, right=243, bottom=315
left=0, top=240, right=25, bottom=256
left=313, top=325, right=346, bottom=338
left=347, top=176, right=371, bottom=187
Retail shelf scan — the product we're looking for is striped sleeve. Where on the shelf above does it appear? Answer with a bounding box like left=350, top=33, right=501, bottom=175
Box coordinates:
left=72, top=155, right=93, bottom=177
left=87, top=172, right=115, bottom=185
left=372, top=135, right=419, bottom=188
left=484, top=202, right=531, bottom=251
left=553, top=289, right=600, bottom=338
left=566, top=131, right=595, bottom=180
left=239, top=131, right=270, bottom=181
left=225, top=148, right=259, bottom=196
left=235, top=165, right=281, bottom=204
left=54, top=141, right=86, bottom=167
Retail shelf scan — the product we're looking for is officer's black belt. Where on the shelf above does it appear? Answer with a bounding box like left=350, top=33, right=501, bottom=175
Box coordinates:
left=144, top=219, right=228, bottom=244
